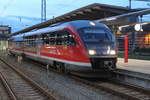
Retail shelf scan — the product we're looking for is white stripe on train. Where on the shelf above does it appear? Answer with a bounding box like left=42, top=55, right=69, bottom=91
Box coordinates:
left=10, top=50, right=91, bottom=67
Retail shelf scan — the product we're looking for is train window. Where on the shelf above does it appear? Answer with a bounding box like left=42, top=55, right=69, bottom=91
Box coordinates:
left=49, top=33, right=56, bottom=45
left=56, top=32, right=63, bottom=45
left=56, top=30, right=76, bottom=46
left=69, top=35, right=76, bottom=46
left=41, top=30, right=76, bottom=46
left=42, top=32, right=56, bottom=45
left=23, top=35, right=37, bottom=47
left=35, top=35, right=43, bottom=45
left=42, top=34, right=49, bottom=44
left=64, top=31, right=76, bottom=46
left=78, top=27, right=114, bottom=42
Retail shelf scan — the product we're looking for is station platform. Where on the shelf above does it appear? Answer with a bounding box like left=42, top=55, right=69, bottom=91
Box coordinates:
left=117, top=58, right=150, bottom=74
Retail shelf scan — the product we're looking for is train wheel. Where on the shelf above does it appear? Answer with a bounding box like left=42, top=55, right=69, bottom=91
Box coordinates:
left=56, top=62, right=64, bottom=72
left=112, top=63, right=117, bottom=70
left=56, top=62, right=68, bottom=73
left=8, top=51, right=15, bottom=56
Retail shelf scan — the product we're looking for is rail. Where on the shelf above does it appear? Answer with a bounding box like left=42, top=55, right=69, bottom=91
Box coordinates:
left=2, top=56, right=150, bottom=100
left=27, top=60, right=150, bottom=100
left=0, top=72, right=18, bottom=100
left=70, top=75, right=150, bottom=100
left=0, top=58, right=56, bottom=100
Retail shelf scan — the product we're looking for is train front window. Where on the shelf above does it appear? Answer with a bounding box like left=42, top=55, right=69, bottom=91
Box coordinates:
left=78, top=27, right=116, bottom=55
left=78, top=27, right=114, bottom=42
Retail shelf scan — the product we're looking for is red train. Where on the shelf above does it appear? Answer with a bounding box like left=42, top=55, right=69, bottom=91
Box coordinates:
left=8, top=20, right=117, bottom=73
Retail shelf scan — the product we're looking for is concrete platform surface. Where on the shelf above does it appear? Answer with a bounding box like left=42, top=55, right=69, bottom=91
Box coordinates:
left=117, top=58, right=150, bottom=74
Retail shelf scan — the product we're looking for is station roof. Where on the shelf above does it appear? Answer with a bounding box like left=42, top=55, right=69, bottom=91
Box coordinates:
left=12, top=3, right=136, bottom=36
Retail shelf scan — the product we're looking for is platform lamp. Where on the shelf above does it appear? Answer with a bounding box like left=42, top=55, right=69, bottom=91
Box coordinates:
left=134, top=24, right=143, bottom=31
left=134, top=16, right=143, bottom=32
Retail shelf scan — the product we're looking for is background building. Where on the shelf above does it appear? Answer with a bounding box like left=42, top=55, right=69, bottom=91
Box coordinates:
left=0, top=25, right=11, bottom=50
left=116, top=22, right=150, bottom=55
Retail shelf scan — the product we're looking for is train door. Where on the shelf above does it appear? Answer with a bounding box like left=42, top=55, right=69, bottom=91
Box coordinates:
left=35, top=35, right=43, bottom=55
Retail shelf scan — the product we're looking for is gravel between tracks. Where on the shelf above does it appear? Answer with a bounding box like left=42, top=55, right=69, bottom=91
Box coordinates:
left=1, top=53, right=126, bottom=100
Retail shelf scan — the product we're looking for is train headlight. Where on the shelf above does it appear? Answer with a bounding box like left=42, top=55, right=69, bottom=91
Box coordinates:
left=88, top=50, right=96, bottom=55
left=110, top=50, right=116, bottom=55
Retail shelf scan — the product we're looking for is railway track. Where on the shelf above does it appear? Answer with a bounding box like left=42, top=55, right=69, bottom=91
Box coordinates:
left=1, top=55, right=150, bottom=100
left=27, top=60, right=150, bottom=100
left=0, top=58, right=56, bottom=100
left=0, top=72, right=14, bottom=100
left=19, top=59, right=150, bottom=100
left=112, top=69, right=150, bottom=89
left=71, top=74, right=150, bottom=100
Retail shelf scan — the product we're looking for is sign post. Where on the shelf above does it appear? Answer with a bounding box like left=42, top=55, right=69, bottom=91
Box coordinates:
left=124, top=35, right=128, bottom=63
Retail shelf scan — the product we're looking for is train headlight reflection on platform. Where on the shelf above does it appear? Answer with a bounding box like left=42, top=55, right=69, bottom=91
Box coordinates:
left=110, top=50, right=116, bottom=55
left=88, top=50, right=96, bottom=55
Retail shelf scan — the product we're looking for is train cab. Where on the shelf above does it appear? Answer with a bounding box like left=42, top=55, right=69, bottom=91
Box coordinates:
left=68, top=20, right=117, bottom=71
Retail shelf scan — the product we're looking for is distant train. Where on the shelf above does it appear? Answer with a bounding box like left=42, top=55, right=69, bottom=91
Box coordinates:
left=8, top=20, right=117, bottom=73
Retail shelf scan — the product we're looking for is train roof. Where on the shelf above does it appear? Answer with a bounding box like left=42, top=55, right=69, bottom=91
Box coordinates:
left=11, top=20, right=108, bottom=40
left=65, top=20, right=108, bottom=30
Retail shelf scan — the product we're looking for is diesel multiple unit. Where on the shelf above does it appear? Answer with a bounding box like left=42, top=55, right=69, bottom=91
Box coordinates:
left=8, top=20, right=117, bottom=73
